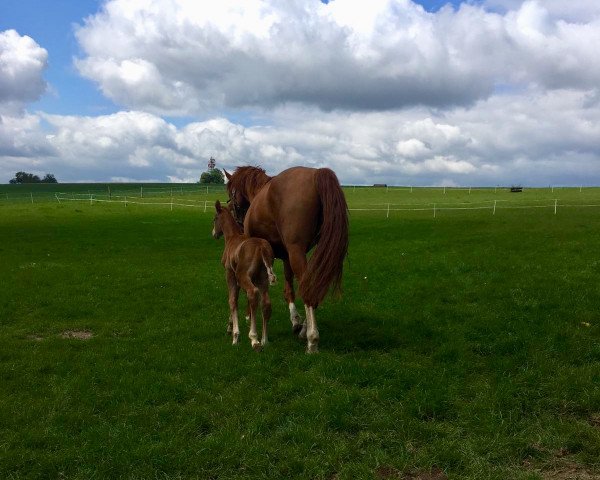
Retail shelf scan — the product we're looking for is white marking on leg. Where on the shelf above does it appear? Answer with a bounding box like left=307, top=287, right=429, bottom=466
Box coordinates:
left=248, top=296, right=261, bottom=351
left=267, top=266, right=276, bottom=285
left=289, top=303, right=301, bottom=328
left=305, top=306, right=319, bottom=354
left=231, top=310, right=240, bottom=345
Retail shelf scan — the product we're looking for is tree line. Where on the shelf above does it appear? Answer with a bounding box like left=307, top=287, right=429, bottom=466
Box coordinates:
left=9, top=172, right=58, bottom=184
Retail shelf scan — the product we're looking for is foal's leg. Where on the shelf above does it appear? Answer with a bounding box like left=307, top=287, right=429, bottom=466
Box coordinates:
left=283, top=259, right=303, bottom=335
left=287, top=245, right=319, bottom=353
left=260, top=285, right=271, bottom=346
left=226, top=270, right=240, bottom=345
left=238, top=274, right=261, bottom=351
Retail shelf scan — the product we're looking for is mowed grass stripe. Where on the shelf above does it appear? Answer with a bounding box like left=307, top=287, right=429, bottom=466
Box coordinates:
left=0, top=189, right=599, bottom=479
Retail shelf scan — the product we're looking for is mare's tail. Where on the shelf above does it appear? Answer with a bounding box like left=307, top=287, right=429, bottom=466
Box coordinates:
left=299, top=168, right=349, bottom=307
left=261, top=242, right=277, bottom=285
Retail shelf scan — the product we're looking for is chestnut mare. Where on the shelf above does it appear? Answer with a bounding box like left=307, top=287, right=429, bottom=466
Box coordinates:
left=212, top=200, right=276, bottom=351
left=224, top=166, right=348, bottom=353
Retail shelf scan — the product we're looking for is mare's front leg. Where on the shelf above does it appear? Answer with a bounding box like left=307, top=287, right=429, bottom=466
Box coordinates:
left=226, top=269, right=240, bottom=345
left=283, top=259, right=303, bottom=335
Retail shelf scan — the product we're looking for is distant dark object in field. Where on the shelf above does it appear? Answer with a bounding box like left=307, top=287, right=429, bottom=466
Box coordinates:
left=373, top=183, right=387, bottom=187
left=510, top=186, right=523, bottom=192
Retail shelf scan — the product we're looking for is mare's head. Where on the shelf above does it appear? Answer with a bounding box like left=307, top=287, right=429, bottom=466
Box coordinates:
left=224, top=166, right=270, bottom=225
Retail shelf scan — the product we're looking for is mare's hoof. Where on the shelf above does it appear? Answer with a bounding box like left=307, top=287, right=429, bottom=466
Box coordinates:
left=306, top=344, right=319, bottom=354
left=292, top=323, right=303, bottom=336
left=252, top=343, right=263, bottom=353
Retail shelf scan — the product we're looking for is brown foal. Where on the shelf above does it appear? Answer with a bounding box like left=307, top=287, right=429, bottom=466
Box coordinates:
left=212, top=200, right=276, bottom=351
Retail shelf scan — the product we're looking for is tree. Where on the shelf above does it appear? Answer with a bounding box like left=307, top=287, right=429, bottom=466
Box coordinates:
left=42, top=174, right=57, bottom=184
left=200, top=168, right=224, bottom=185
left=8, top=171, right=58, bottom=184
left=199, top=157, right=224, bottom=185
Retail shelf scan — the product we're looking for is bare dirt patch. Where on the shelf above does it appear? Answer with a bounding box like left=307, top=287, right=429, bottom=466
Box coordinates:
left=540, top=462, right=600, bottom=480
left=523, top=443, right=600, bottom=480
left=60, top=330, right=93, bottom=340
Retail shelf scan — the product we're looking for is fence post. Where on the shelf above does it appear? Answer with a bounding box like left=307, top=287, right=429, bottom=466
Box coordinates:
left=204, top=200, right=207, bottom=213
left=410, top=185, right=413, bottom=193
left=30, top=192, right=34, bottom=204
left=141, top=186, right=143, bottom=198
left=125, top=195, right=127, bottom=207
left=580, top=186, right=582, bottom=193
left=469, top=186, right=471, bottom=194
left=554, top=199, right=558, bottom=215
left=90, top=194, right=93, bottom=206
left=493, top=200, right=496, bottom=215
left=443, top=186, right=446, bottom=195
left=433, top=203, right=436, bottom=218
left=386, top=203, right=390, bottom=219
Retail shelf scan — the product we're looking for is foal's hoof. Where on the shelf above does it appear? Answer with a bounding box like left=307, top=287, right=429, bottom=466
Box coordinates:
left=292, top=323, right=303, bottom=336
left=252, top=342, right=263, bottom=353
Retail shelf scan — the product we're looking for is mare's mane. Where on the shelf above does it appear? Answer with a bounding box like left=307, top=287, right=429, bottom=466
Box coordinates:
left=227, top=166, right=271, bottom=200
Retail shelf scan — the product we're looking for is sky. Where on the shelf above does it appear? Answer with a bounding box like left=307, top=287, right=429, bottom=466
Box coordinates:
left=1, top=0, right=599, bottom=186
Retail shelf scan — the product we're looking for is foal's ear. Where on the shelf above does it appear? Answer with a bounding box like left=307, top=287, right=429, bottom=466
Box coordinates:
left=223, top=169, right=232, bottom=181
left=215, top=200, right=222, bottom=212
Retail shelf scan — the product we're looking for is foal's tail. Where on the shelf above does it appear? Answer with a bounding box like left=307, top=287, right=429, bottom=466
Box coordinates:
left=261, top=242, right=277, bottom=285
left=300, top=168, right=349, bottom=307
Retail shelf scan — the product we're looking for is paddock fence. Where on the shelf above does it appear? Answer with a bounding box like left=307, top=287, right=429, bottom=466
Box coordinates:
left=41, top=193, right=600, bottom=218
left=1, top=184, right=599, bottom=218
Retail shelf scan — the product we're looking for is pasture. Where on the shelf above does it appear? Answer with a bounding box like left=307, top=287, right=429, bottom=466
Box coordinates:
left=0, top=184, right=599, bottom=479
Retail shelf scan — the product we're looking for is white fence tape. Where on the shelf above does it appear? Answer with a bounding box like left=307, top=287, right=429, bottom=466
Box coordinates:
left=50, top=194, right=600, bottom=216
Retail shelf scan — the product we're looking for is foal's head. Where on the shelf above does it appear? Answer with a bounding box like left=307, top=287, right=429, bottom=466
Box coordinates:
left=212, top=200, right=225, bottom=239
left=212, top=200, right=241, bottom=239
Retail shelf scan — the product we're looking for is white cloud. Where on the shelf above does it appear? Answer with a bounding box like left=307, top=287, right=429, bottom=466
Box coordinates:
left=1, top=86, right=598, bottom=185
left=0, top=30, right=48, bottom=113
left=72, top=0, right=600, bottom=114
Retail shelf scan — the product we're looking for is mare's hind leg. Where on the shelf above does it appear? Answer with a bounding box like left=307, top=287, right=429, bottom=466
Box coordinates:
left=283, top=259, right=303, bottom=335
left=226, top=270, right=240, bottom=345
left=238, top=274, right=262, bottom=352
left=287, top=245, right=319, bottom=353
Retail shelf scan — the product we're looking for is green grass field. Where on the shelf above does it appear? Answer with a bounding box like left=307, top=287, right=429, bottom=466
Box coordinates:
left=1, top=185, right=599, bottom=479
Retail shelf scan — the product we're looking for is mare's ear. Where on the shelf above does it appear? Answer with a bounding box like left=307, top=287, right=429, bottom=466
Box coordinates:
left=215, top=200, right=222, bottom=212
left=223, top=169, right=232, bottom=181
